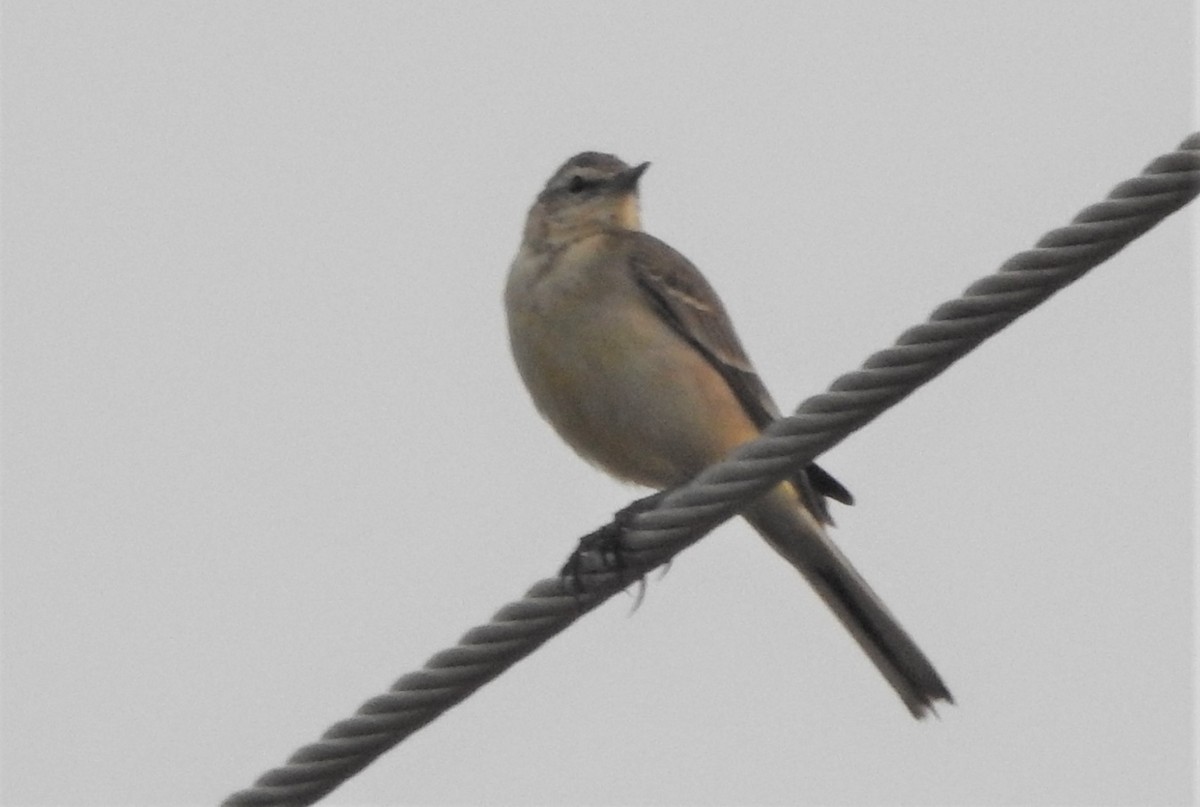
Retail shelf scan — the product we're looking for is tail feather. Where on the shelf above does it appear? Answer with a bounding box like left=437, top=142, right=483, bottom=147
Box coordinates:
left=744, top=487, right=952, bottom=718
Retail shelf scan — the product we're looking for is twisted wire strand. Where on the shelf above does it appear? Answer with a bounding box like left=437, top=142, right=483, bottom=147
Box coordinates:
left=223, top=133, right=1199, bottom=807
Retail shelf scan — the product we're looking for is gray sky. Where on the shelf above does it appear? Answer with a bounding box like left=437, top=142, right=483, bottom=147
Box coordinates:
left=2, top=2, right=1195, bottom=805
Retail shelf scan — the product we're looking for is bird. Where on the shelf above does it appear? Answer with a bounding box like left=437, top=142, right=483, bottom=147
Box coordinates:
left=504, top=151, right=951, bottom=718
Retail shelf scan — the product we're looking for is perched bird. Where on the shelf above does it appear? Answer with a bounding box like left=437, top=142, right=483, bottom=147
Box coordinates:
left=505, top=151, right=951, bottom=717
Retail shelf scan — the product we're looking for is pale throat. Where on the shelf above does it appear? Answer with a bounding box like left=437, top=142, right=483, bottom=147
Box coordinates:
left=532, top=195, right=644, bottom=253
left=613, top=194, right=642, bottom=230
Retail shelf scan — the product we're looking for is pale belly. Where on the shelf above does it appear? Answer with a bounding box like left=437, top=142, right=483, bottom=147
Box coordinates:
left=506, top=252, right=759, bottom=488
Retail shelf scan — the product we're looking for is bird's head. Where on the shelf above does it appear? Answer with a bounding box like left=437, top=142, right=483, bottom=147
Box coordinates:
left=523, top=152, right=650, bottom=250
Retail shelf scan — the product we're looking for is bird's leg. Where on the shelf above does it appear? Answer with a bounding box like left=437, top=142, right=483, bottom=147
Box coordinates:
left=560, top=491, right=667, bottom=597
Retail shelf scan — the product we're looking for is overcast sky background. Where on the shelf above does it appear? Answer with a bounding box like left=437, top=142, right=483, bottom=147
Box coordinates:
left=2, top=3, right=1196, bottom=806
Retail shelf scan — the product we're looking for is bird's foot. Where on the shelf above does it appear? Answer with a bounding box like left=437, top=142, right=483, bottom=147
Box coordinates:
left=560, top=491, right=667, bottom=599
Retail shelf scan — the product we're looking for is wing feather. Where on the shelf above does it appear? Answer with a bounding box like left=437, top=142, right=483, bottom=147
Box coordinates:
left=625, top=233, right=853, bottom=521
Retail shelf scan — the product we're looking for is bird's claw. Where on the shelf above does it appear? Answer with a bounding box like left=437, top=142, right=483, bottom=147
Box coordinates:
left=560, top=492, right=667, bottom=598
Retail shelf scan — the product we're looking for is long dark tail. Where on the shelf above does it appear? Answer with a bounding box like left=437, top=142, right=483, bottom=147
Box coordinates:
left=743, top=488, right=952, bottom=718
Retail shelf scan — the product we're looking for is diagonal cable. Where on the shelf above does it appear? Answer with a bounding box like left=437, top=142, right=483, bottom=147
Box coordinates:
left=222, top=133, right=1199, bottom=807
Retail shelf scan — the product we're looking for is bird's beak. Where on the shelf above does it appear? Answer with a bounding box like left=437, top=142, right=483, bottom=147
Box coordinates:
left=611, top=161, right=650, bottom=193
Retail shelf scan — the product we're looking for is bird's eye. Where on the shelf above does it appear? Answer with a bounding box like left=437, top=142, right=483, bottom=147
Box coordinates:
left=566, top=175, right=588, bottom=193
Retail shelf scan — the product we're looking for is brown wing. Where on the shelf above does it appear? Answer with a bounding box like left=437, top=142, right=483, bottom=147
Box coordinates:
left=625, top=233, right=853, bottom=522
